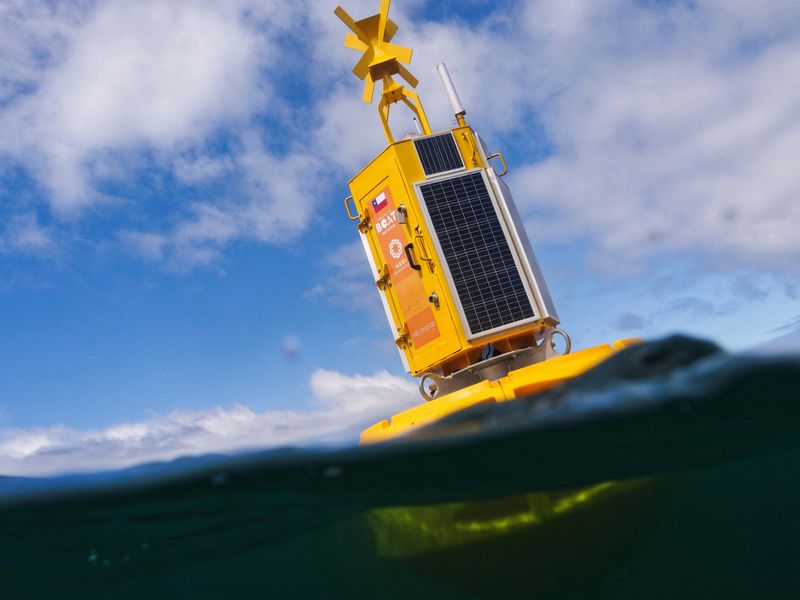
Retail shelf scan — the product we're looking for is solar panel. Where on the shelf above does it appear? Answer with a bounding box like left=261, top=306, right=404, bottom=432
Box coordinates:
left=417, top=171, right=536, bottom=336
left=414, top=133, right=464, bottom=176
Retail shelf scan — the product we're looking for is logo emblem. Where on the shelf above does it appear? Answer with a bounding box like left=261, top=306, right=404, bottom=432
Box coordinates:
left=389, top=238, right=403, bottom=259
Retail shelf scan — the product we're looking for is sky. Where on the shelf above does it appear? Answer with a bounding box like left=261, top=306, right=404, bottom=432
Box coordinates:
left=1, top=0, right=799, bottom=475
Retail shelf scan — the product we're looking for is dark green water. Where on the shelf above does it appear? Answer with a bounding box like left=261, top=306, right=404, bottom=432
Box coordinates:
left=2, top=336, right=799, bottom=599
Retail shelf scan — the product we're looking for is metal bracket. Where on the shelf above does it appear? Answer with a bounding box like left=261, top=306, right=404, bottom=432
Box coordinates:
left=461, top=131, right=479, bottom=167
left=357, top=213, right=371, bottom=234
left=395, top=323, right=410, bottom=349
left=417, top=327, right=572, bottom=401
left=419, top=370, right=480, bottom=401
left=375, top=264, right=391, bottom=290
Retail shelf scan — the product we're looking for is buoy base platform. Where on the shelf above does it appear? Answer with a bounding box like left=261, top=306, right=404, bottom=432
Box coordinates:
left=360, top=338, right=642, bottom=445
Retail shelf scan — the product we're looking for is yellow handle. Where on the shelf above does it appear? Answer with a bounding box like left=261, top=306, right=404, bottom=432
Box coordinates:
left=414, top=234, right=435, bottom=271
left=344, top=195, right=360, bottom=221
left=487, top=152, right=508, bottom=176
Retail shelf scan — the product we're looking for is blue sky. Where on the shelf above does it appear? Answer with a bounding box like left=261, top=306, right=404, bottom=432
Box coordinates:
left=1, top=0, right=799, bottom=474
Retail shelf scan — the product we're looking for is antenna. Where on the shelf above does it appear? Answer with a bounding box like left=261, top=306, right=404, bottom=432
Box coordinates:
left=436, top=63, right=467, bottom=127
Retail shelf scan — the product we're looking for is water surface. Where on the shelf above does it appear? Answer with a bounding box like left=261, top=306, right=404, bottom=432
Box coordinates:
left=2, top=336, right=799, bottom=598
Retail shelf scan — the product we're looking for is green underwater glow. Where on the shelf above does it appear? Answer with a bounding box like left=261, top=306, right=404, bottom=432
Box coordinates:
left=369, top=480, right=639, bottom=557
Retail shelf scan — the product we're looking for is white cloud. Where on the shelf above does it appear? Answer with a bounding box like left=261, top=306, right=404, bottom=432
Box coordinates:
left=118, top=230, right=167, bottom=261
left=172, top=154, right=235, bottom=185
left=0, top=1, right=88, bottom=104
left=0, top=213, right=56, bottom=257
left=306, top=240, right=382, bottom=315
left=309, top=367, right=416, bottom=415
left=505, top=0, right=800, bottom=272
left=0, top=0, right=274, bottom=213
left=0, top=368, right=419, bottom=476
left=47, top=3, right=262, bottom=148
left=2, top=0, right=800, bottom=281
left=0, top=1, right=339, bottom=269
left=120, top=133, right=327, bottom=270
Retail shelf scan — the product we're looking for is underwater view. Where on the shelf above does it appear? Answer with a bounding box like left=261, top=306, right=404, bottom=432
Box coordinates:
left=2, top=336, right=799, bottom=599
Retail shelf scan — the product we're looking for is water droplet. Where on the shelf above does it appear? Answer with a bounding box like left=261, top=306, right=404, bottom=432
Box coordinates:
left=210, top=472, right=228, bottom=486
left=140, top=542, right=150, bottom=551
left=87, top=550, right=99, bottom=563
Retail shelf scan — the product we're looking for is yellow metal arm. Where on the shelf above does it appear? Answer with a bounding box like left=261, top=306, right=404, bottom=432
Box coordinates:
left=335, top=1, right=432, bottom=144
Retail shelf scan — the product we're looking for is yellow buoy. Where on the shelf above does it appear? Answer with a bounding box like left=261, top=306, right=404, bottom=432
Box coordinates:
left=335, top=1, right=642, bottom=443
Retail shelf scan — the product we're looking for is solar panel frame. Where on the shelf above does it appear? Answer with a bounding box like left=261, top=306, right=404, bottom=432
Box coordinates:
left=414, top=169, right=541, bottom=340
left=413, top=132, right=465, bottom=177
left=470, top=130, right=558, bottom=324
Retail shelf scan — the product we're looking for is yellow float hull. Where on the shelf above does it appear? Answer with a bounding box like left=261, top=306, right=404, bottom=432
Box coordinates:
left=360, top=338, right=642, bottom=444
left=360, top=338, right=664, bottom=587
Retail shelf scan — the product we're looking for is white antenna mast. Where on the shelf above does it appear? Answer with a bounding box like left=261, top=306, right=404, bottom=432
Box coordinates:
left=436, top=62, right=466, bottom=126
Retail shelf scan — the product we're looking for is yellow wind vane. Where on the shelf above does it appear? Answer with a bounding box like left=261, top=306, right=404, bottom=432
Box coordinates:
left=335, top=0, right=431, bottom=142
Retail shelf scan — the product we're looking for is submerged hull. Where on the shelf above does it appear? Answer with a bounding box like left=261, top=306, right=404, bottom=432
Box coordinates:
left=370, top=478, right=669, bottom=597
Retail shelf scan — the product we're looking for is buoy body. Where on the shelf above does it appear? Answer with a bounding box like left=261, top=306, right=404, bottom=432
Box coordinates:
left=336, top=2, right=644, bottom=447
left=348, top=125, right=560, bottom=379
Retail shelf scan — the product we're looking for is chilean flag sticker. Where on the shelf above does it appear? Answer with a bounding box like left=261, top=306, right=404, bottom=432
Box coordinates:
left=371, top=192, right=389, bottom=214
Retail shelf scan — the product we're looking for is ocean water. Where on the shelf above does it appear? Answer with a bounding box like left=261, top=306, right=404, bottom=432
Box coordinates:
left=1, top=336, right=799, bottom=599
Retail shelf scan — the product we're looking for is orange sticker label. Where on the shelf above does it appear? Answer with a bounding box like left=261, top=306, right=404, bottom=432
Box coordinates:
left=371, top=187, right=440, bottom=349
